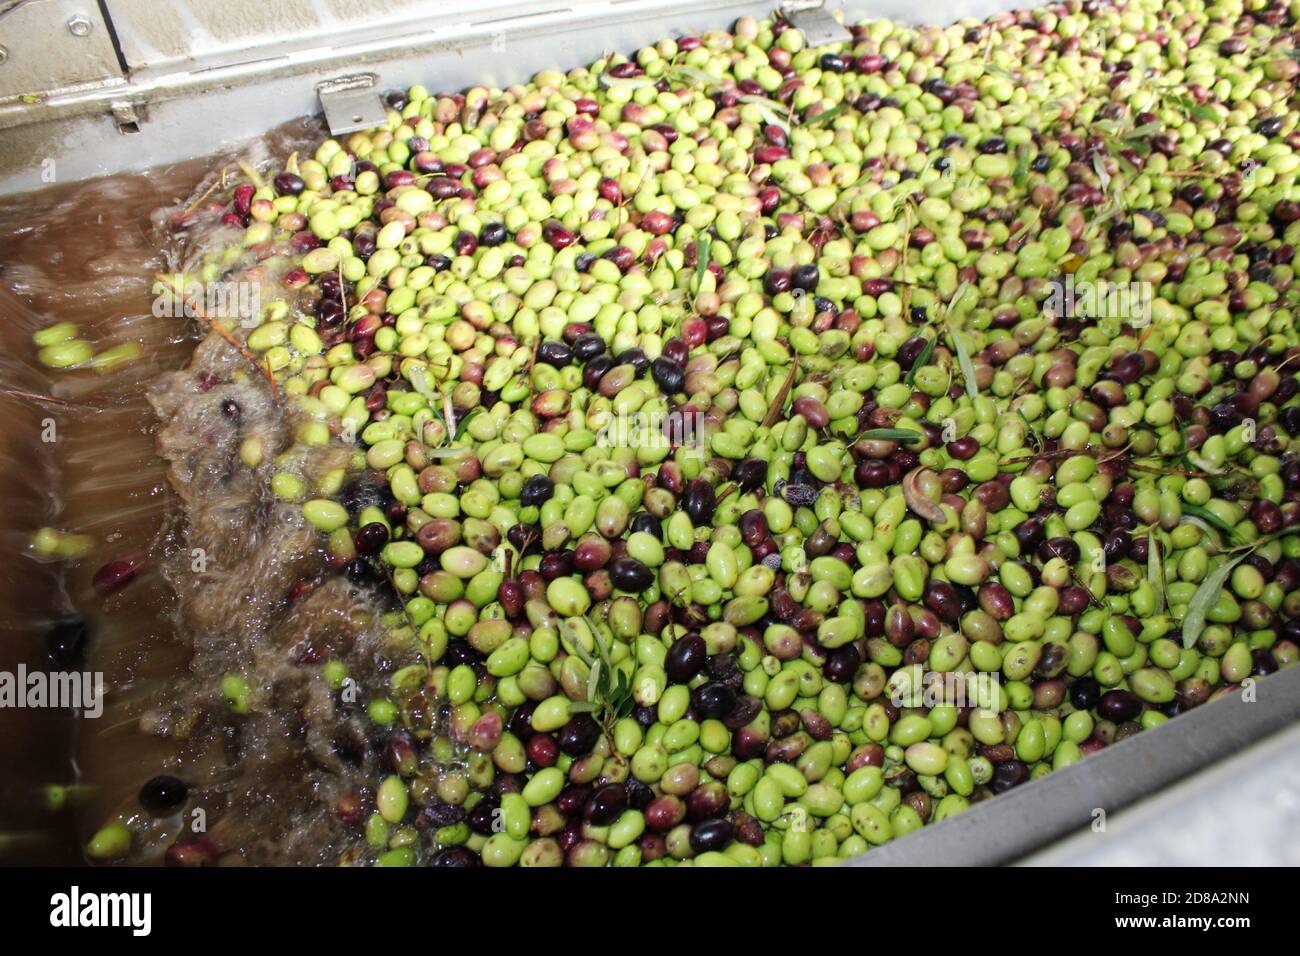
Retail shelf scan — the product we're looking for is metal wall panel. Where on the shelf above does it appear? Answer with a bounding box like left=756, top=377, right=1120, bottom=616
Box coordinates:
left=0, top=0, right=123, bottom=100
left=0, top=0, right=1028, bottom=195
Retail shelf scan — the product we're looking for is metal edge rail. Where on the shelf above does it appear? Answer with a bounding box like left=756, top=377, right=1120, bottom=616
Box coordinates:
left=0, top=0, right=1030, bottom=195
left=843, top=662, right=1300, bottom=866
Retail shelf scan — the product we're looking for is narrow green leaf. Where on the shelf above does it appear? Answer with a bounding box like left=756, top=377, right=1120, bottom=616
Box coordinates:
left=806, top=102, right=849, bottom=127
left=855, top=428, right=923, bottom=444
left=1012, top=148, right=1029, bottom=189
left=408, top=364, right=438, bottom=400
left=949, top=326, right=979, bottom=401
left=1182, top=504, right=1241, bottom=545
left=454, top=407, right=483, bottom=440
left=599, top=74, right=656, bottom=90
left=568, top=701, right=599, bottom=714
left=904, top=336, right=935, bottom=386
left=694, top=232, right=711, bottom=295
left=585, top=660, right=603, bottom=703
left=1181, top=555, right=1247, bottom=649
left=1148, top=531, right=1166, bottom=615
left=739, top=95, right=790, bottom=135
left=671, top=66, right=719, bottom=89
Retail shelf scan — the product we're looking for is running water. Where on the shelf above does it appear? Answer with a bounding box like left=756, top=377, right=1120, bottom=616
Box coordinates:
left=0, top=118, right=380, bottom=865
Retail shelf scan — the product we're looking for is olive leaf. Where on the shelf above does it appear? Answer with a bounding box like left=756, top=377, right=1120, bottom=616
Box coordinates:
left=598, top=74, right=656, bottom=90
left=1012, top=147, right=1029, bottom=189
left=948, top=325, right=979, bottom=401
left=738, top=95, right=791, bottom=136
left=855, top=428, right=923, bottom=444
left=1091, top=153, right=1112, bottom=193
left=408, top=364, right=439, bottom=401
left=1181, top=554, right=1248, bottom=649
left=671, top=66, right=719, bottom=89
left=1148, top=531, right=1166, bottom=615
left=1182, top=504, right=1242, bottom=546
left=903, top=336, right=935, bottom=387
left=806, top=102, right=849, bottom=127
left=454, top=407, right=483, bottom=440
left=694, top=232, right=712, bottom=295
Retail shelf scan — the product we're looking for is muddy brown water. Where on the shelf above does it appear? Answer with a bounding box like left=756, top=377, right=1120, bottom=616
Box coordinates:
left=0, top=118, right=371, bottom=865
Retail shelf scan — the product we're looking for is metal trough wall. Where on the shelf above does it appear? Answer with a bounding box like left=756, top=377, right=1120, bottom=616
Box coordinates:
left=0, top=1, right=1025, bottom=194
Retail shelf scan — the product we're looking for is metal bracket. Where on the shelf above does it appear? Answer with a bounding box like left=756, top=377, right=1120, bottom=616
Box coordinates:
left=110, top=100, right=143, bottom=134
left=317, top=74, right=386, bottom=136
left=781, top=1, right=852, bottom=47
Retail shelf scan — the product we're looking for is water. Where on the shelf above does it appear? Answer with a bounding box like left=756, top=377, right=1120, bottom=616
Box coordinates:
left=0, top=120, right=347, bottom=864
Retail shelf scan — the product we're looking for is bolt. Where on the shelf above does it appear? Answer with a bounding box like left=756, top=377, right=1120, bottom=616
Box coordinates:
left=68, top=15, right=92, bottom=37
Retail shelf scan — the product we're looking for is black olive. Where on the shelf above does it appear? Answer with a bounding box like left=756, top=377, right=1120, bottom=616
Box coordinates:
left=722, top=694, right=762, bottom=730
left=682, top=479, right=717, bottom=524
left=430, top=847, right=481, bottom=866
left=521, top=474, right=555, bottom=507
left=610, top=556, right=654, bottom=592
left=479, top=222, right=508, bottom=246
left=824, top=645, right=861, bottom=684
left=572, top=333, right=606, bottom=362
left=1257, top=116, right=1284, bottom=137
left=689, top=818, right=734, bottom=853
left=731, top=458, right=768, bottom=492
left=424, top=802, right=465, bottom=828
left=583, top=354, right=615, bottom=391
left=1098, top=689, right=1142, bottom=722
left=354, top=522, right=390, bottom=555
left=615, top=348, right=650, bottom=375
left=990, top=760, right=1029, bottom=793
left=273, top=172, right=305, bottom=196
left=691, top=682, right=736, bottom=720
left=45, top=616, right=88, bottom=669
left=536, top=340, right=572, bottom=367
left=665, top=633, right=708, bottom=683
left=625, top=780, right=654, bottom=810
left=467, top=796, right=501, bottom=834
left=791, top=264, right=820, bottom=292
left=138, top=775, right=188, bottom=815
left=585, top=783, right=628, bottom=825
left=629, top=512, right=662, bottom=537
left=651, top=357, right=686, bottom=394
left=558, top=715, right=602, bottom=755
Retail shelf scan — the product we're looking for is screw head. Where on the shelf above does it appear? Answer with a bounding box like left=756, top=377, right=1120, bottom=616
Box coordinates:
left=68, top=15, right=92, bottom=37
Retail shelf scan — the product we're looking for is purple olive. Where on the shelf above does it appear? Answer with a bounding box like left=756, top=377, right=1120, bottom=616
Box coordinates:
left=665, top=633, right=708, bottom=683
